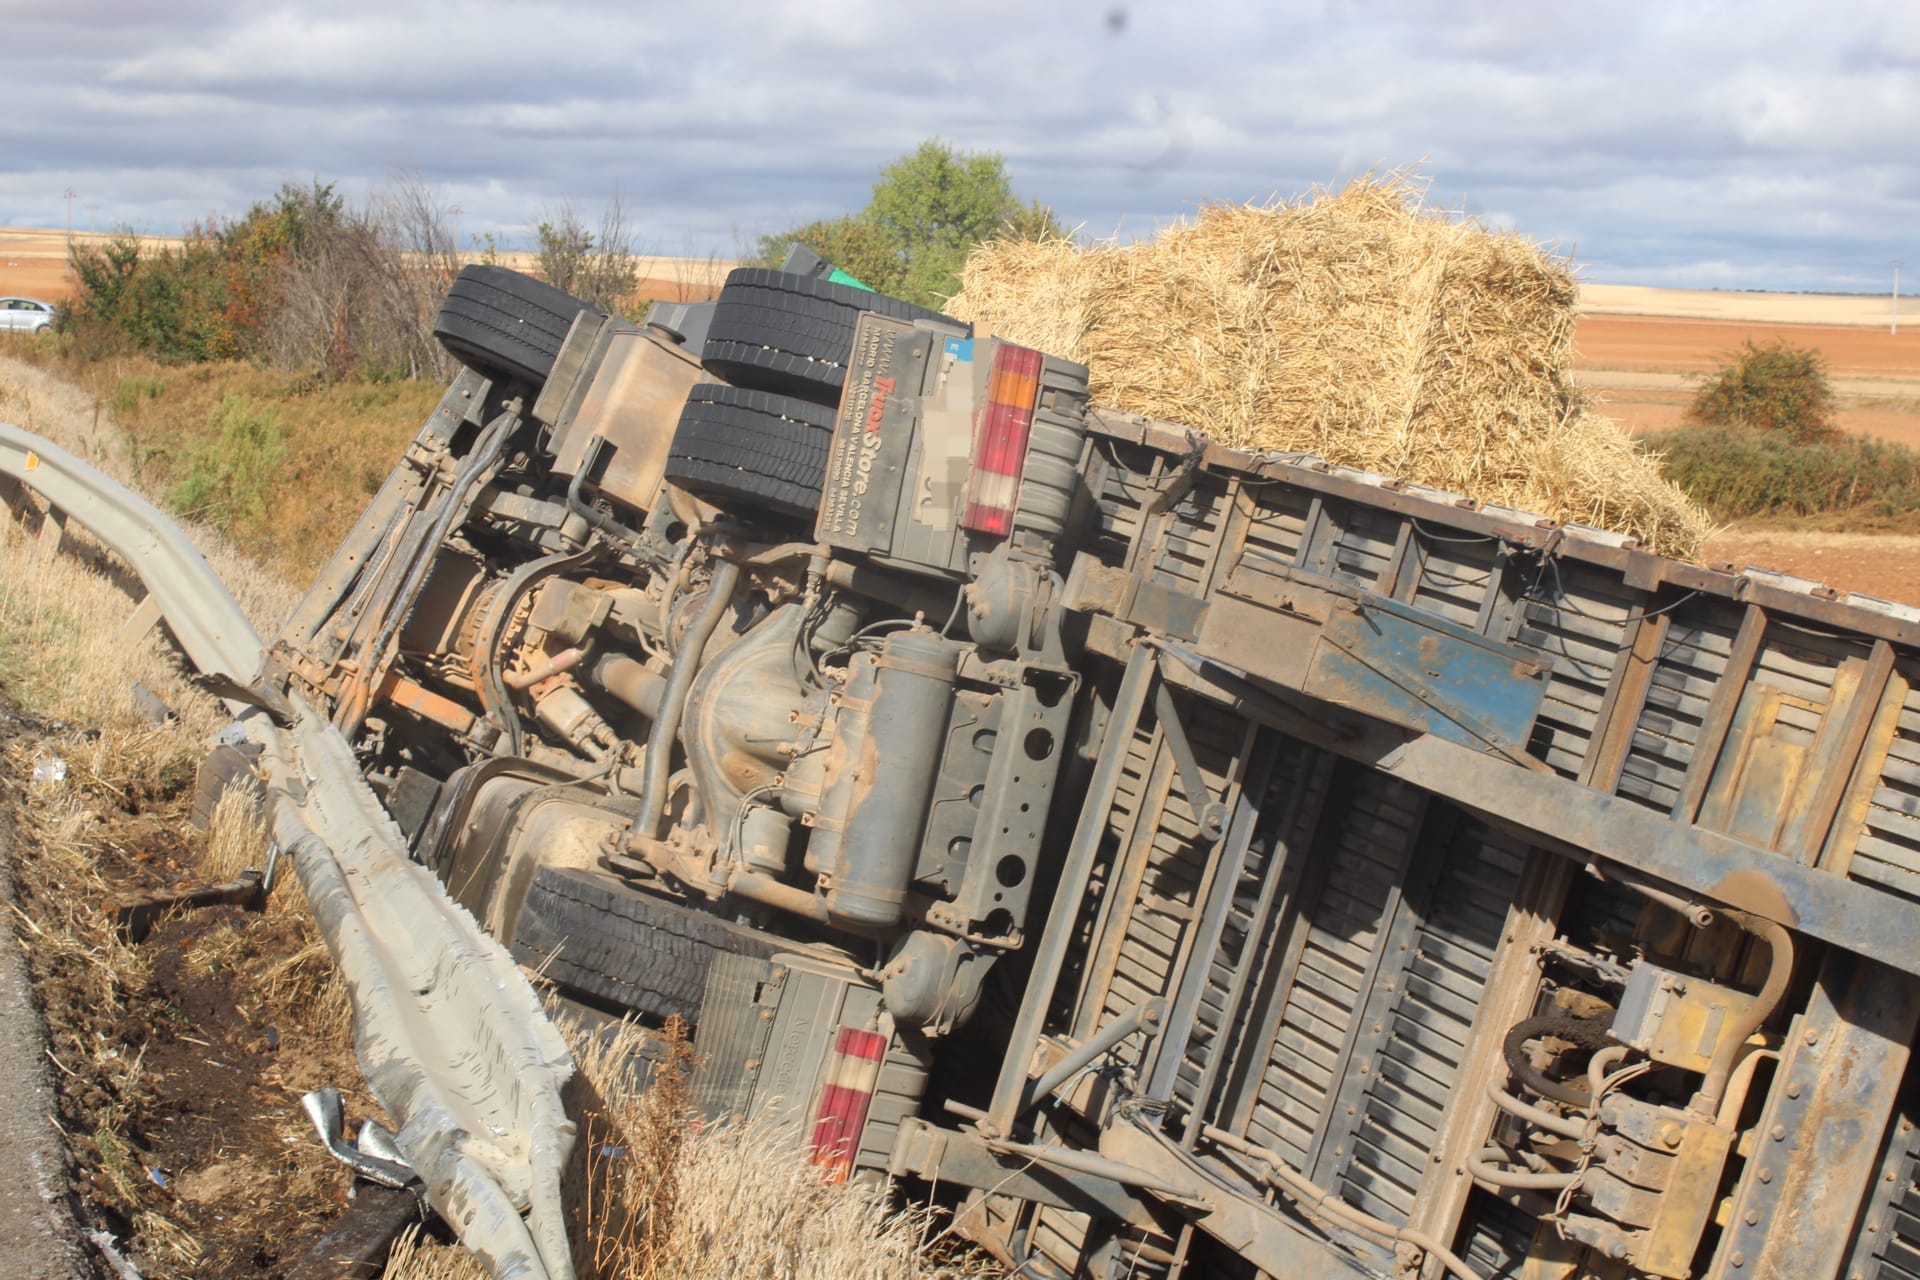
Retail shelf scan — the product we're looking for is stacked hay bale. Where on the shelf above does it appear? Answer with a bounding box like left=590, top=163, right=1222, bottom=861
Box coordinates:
left=947, top=173, right=1709, bottom=560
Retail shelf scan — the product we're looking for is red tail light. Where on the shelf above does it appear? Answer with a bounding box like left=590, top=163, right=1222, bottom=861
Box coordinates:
left=962, top=343, right=1043, bottom=536
left=808, top=1025, right=887, bottom=1183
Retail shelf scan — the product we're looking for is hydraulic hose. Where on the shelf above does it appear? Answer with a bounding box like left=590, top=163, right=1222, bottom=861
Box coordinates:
left=1466, top=1146, right=1579, bottom=1192
left=635, top=556, right=739, bottom=840
left=1486, top=1081, right=1586, bottom=1140
left=1502, top=1013, right=1613, bottom=1108
left=1695, top=910, right=1793, bottom=1115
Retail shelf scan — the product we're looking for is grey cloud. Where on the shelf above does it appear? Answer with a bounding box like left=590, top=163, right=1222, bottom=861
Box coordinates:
left=2, top=0, right=1916, bottom=288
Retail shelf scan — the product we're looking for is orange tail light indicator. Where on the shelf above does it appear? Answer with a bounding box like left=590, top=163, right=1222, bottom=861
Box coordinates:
left=961, top=343, right=1043, bottom=536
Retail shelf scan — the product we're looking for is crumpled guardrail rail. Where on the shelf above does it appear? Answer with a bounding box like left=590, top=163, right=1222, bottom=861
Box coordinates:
left=0, top=423, right=577, bottom=1280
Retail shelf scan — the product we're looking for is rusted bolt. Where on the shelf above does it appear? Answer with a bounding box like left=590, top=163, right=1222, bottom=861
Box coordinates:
left=1805, top=1029, right=1821, bottom=1046
left=760, top=1009, right=774, bottom=1023
left=1347, top=1106, right=1357, bottom=1116
left=1657, top=1122, right=1685, bottom=1149
left=1730, top=1252, right=1746, bottom=1268
left=1785, top=1083, right=1801, bottom=1099
left=1770, top=1126, right=1786, bottom=1142
left=1757, top=1168, right=1772, bottom=1184
left=1744, top=1211, right=1760, bottom=1226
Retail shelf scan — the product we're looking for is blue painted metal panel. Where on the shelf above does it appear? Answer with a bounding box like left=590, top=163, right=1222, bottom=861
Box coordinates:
left=1304, top=592, right=1551, bottom=761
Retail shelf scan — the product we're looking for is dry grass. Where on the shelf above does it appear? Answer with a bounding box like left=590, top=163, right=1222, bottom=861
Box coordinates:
left=949, top=172, right=1711, bottom=559
left=385, top=1016, right=996, bottom=1280
left=0, top=354, right=302, bottom=630
left=0, top=347, right=438, bottom=585
left=201, top=785, right=268, bottom=885
left=0, top=511, right=231, bottom=756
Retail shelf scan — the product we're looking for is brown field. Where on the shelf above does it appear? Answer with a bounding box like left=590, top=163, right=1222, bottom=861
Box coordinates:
left=1572, top=312, right=1920, bottom=446
left=1579, top=282, right=1917, bottom=328
left=1568, top=299, right=1920, bottom=602
left=0, top=227, right=184, bottom=302
left=0, top=228, right=732, bottom=306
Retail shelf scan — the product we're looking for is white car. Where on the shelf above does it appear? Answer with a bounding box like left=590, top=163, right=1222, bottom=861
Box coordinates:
left=0, top=297, right=55, bottom=334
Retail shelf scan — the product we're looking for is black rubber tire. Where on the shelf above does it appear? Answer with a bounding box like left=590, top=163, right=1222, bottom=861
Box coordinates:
left=511, top=866, right=779, bottom=1023
left=700, top=267, right=965, bottom=404
left=433, top=265, right=597, bottom=388
left=663, top=383, right=836, bottom=521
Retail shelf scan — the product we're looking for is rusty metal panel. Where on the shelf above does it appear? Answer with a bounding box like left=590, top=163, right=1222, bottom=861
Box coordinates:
left=1234, top=483, right=1316, bottom=581
left=1850, top=674, right=1920, bottom=900
left=1174, top=740, right=1336, bottom=1132
left=1404, top=535, right=1502, bottom=631
left=1333, top=817, right=1528, bottom=1223
left=1094, top=696, right=1246, bottom=1034
left=1143, top=480, right=1231, bottom=594
left=1615, top=597, right=1747, bottom=811
left=1236, top=767, right=1423, bottom=1172
left=1501, top=564, right=1639, bottom=780
left=1708, top=954, right=1920, bottom=1280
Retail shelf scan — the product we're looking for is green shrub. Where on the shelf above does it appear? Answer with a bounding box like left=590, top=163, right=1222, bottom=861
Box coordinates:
left=756, top=139, right=1062, bottom=309
left=166, top=395, right=287, bottom=531
left=112, top=376, right=166, bottom=416
left=1686, top=340, right=1839, bottom=443
left=1659, top=426, right=1920, bottom=519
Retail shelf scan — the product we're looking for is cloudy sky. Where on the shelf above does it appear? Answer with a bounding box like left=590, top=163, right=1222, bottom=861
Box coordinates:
left=4, top=0, right=1915, bottom=291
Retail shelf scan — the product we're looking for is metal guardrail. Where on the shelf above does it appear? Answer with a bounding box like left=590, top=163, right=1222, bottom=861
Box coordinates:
left=0, top=423, right=578, bottom=1280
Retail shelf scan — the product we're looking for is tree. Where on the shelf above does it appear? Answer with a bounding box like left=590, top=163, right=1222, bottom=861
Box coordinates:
left=757, top=139, right=1062, bottom=309
left=1686, top=340, right=1839, bottom=444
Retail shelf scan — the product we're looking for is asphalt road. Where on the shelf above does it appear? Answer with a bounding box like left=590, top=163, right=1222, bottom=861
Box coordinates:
left=0, top=822, right=88, bottom=1278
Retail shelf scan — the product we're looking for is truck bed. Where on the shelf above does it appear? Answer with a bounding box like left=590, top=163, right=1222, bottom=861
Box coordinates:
left=938, top=407, right=1920, bottom=1279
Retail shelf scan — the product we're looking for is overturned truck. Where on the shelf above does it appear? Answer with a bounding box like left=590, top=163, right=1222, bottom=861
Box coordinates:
left=178, top=262, right=1920, bottom=1277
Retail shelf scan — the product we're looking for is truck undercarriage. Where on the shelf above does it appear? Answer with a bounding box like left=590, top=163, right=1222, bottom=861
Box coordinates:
left=10, top=259, right=1920, bottom=1280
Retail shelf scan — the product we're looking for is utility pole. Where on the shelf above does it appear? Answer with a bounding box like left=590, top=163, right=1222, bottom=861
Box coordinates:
left=1895, top=260, right=1903, bottom=336
left=63, top=189, right=77, bottom=243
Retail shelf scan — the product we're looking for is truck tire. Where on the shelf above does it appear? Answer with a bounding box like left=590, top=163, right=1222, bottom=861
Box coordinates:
left=511, top=866, right=779, bottom=1023
left=700, top=268, right=964, bottom=404
left=662, top=383, right=835, bottom=521
left=434, top=265, right=596, bottom=389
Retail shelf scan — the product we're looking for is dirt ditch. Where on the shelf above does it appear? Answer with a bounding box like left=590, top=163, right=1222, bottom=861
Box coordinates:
left=0, top=705, right=397, bottom=1278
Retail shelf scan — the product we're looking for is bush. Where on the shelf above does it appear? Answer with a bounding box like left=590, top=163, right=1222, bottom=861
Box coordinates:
left=166, top=395, right=288, bottom=532
left=1686, top=340, right=1839, bottom=443
left=63, top=179, right=459, bottom=382
left=1659, top=425, right=1920, bottom=519
left=534, top=195, right=639, bottom=314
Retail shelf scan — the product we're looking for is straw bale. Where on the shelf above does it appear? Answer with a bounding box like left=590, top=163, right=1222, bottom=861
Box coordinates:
left=947, top=173, right=1709, bottom=559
